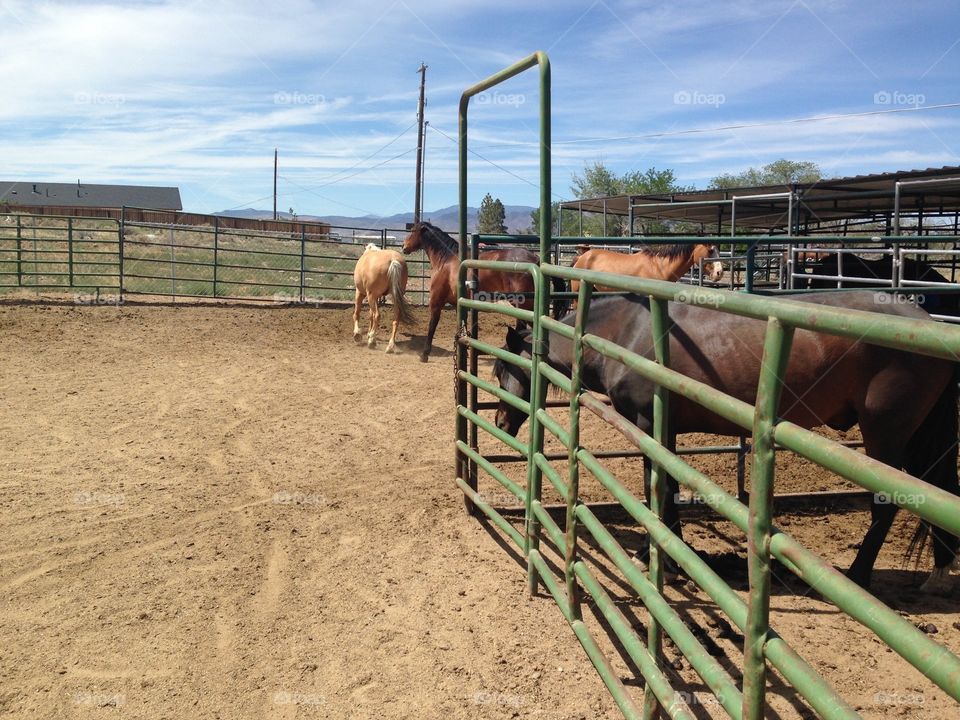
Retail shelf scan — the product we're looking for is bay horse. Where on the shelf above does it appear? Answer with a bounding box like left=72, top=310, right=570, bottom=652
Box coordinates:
left=353, top=243, right=416, bottom=353
left=570, top=243, right=724, bottom=294
left=492, top=291, right=959, bottom=591
left=401, top=221, right=568, bottom=362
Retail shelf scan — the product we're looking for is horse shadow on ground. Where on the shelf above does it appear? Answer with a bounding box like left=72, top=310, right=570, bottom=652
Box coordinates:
left=472, top=506, right=954, bottom=720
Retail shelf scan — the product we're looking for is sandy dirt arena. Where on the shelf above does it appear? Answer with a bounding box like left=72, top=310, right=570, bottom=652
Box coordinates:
left=1, top=301, right=958, bottom=719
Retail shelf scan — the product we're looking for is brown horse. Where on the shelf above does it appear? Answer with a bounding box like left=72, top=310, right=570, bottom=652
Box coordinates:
left=494, top=291, right=959, bottom=591
left=571, top=244, right=724, bottom=293
left=401, top=222, right=566, bottom=362
left=353, top=244, right=416, bottom=353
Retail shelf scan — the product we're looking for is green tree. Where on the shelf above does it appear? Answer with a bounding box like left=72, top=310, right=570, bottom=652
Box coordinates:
left=476, top=193, right=507, bottom=234
left=533, top=162, right=694, bottom=236
left=709, top=159, right=821, bottom=189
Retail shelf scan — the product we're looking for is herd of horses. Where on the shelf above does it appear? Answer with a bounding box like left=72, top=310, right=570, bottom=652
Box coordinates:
left=351, top=221, right=960, bottom=592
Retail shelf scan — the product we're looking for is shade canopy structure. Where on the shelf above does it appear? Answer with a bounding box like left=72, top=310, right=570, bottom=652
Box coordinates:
left=559, top=166, right=960, bottom=235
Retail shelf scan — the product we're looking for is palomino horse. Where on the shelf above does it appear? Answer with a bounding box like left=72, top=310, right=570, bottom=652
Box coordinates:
left=571, top=243, right=724, bottom=293
left=353, top=243, right=416, bottom=353
left=493, top=292, right=958, bottom=591
left=401, top=221, right=567, bottom=362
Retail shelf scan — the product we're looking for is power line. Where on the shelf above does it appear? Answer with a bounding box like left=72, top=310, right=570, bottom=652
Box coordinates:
left=289, top=119, right=417, bottom=186
left=429, top=124, right=562, bottom=198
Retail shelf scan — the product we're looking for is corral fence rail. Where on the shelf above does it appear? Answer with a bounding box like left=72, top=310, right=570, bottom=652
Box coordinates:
left=454, top=50, right=960, bottom=720
left=0, top=208, right=432, bottom=305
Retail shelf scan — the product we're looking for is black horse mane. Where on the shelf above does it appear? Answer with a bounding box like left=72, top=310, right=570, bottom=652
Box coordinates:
left=415, top=221, right=458, bottom=258
left=636, top=243, right=697, bottom=258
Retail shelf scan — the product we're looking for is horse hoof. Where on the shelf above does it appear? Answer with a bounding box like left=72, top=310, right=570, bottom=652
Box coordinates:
left=920, top=566, right=954, bottom=594
left=419, top=354, right=429, bottom=363
left=353, top=333, right=362, bottom=343
left=385, top=344, right=395, bottom=354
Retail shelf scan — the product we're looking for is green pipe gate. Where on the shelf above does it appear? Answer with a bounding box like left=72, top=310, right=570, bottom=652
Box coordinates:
left=454, top=52, right=960, bottom=719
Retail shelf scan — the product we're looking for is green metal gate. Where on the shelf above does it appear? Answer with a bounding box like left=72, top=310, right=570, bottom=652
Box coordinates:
left=454, top=52, right=960, bottom=719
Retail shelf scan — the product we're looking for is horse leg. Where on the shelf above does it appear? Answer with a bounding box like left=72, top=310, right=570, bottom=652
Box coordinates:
left=847, top=422, right=905, bottom=589
left=386, top=306, right=399, bottom=353
left=352, top=286, right=364, bottom=342
left=366, top=292, right=379, bottom=348
left=420, top=304, right=442, bottom=363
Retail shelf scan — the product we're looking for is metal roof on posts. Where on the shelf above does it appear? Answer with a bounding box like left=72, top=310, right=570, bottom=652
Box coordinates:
left=559, top=166, right=960, bottom=233
left=0, top=181, right=182, bottom=210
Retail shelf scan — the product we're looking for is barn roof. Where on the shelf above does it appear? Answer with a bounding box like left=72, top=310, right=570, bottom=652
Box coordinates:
left=0, top=181, right=182, bottom=210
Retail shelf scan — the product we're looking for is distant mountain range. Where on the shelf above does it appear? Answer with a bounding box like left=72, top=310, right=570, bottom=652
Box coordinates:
left=216, top=204, right=537, bottom=234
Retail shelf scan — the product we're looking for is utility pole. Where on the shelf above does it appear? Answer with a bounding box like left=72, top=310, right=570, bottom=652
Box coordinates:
left=273, top=148, right=278, bottom=220
left=413, top=62, right=427, bottom=224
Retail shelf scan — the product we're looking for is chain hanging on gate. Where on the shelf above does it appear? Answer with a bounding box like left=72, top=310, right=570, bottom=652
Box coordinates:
left=453, top=321, right=469, bottom=400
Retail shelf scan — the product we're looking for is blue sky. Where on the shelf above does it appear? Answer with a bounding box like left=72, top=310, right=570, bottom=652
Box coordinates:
left=1, top=0, right=958, bottom=218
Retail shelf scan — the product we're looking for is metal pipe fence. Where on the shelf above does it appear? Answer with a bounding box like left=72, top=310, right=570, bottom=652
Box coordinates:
left=456, top=260, right=960, bottom=719
left=0, top=211, right=432, bottom=305
left=455, top=52, right=960, bottom=720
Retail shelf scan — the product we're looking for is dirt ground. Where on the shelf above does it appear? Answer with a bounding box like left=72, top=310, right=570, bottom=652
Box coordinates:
left=1, top=300, right=958, bottom=719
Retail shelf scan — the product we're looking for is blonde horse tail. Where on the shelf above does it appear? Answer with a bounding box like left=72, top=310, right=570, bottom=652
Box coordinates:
left=387, top=259, right=416, bottom=327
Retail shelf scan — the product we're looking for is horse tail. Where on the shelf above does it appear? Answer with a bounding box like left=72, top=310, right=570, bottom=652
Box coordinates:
left=550, top=274, right=570, bottom=319
left=905, top=363, right=960, bottom=570
left=387, top=259, right=417, bottom=327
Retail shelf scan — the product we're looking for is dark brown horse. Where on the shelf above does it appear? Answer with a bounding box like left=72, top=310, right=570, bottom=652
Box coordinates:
left=493, top=291, right=959, bottom=591
left=401, top=221, right=567, bottom=362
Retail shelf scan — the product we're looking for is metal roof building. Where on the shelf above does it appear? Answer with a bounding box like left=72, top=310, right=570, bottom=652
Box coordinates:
left=0, top=181, right=182, bottom=210
left=559, top=166, right=960, bottom=235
